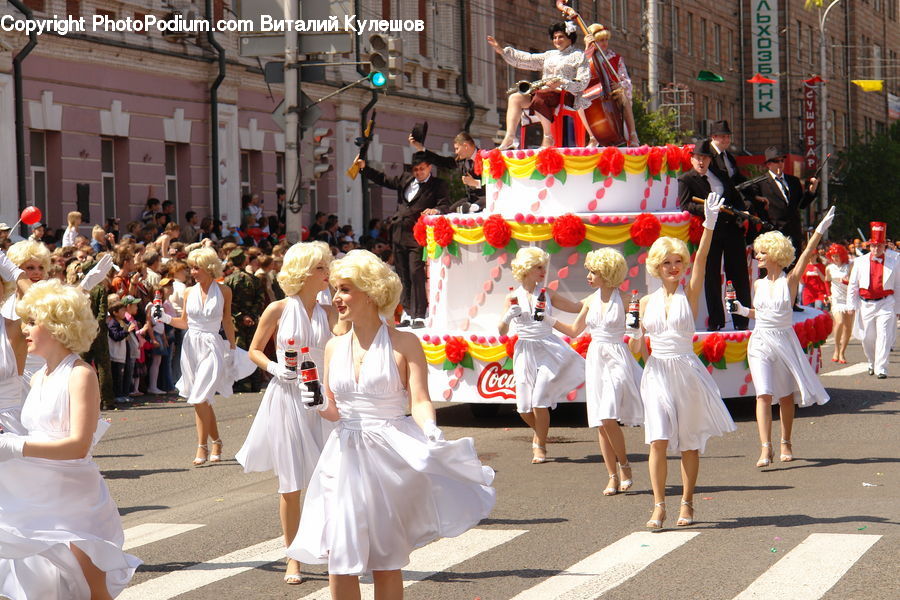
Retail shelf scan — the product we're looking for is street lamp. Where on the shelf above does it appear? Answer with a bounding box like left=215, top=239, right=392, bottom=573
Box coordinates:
left=815, top=0, right=842, bottom=212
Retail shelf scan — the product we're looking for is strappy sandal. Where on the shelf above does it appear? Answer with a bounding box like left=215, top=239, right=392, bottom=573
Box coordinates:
left=676, top=500, right=694, bottom=526
left=756, top=442, right=773, bottom=468
left=531, top=442, right=547, bottom=464
left=209, top=439, right=223, bottom=463
left=498, top=136, right=519, bottom=151
left=646, top=502, right=666, bottom=530
left=193, top=444, right=208, bottom=466
left=602, top=473, right=619, bottom=496
left=780, top=439, right=793, bottom=462
left=618, top=462, right=634, bottom=492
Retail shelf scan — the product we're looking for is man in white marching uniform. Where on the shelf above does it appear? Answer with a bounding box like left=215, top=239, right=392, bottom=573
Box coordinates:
left=847, top=222, right=897, bottom=379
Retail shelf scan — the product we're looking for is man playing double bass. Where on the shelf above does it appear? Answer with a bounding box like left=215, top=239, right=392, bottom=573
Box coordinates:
left=581, top=23, right=640, bottom=147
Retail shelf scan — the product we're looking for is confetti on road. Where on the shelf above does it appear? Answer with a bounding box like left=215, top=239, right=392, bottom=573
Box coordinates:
left=773, top=537, right=781, bottom=541
left=857, top=526, right=868, bottom=531
left=862, top=482, right=879, bottom=487
left=770, top=548, right=777, bottom=553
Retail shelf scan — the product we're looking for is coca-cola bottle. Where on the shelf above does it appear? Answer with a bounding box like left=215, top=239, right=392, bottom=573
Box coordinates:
left=508, top=287, right=518, bottom=305
left=533, top=287, right=547, bottom=322
left=725, top=280, right=736, bottom=313
left=299, top=346, right=324, bottom=407
left=626, top=290, right=640, bottom=329
left=152, top=289, right=163, bottom=320
left=284, top=338, right=298, bottom=372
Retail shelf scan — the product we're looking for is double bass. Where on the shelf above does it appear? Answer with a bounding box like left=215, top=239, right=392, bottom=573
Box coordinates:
left=556, top=0, right=626, bottom=146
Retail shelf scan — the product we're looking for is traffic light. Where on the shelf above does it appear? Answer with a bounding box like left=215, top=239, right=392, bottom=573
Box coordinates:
left=312, top=128, right=333, bottom=179
left=367, top=34, right=403, bottom=89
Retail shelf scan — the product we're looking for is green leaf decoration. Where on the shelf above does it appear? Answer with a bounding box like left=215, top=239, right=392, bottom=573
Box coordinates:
left=483, top=173, right=495, bottom=185
left=644, top=170, right=652, bottom=182
left=482, top=244, right=498, bottom=257
left=652, top=173, right=662, bottom=182
left=743, top=357, right=750, bottom=369
left=576, top=240, right=593, bottom=254
left=545, top=239, right=562, bottom=254
left=613, top=170, right=628, bottom=181
left=447, top=241, right=459, bottom=257
left=687, top=242, right=697, bottom=255
left=504, top=239, right=519, bottom=254
left=637, top=357, right=645, bottom=368
left=502, top=357, right=514, bottom=370
left=699, top=354, right=710, bottom=367
left=501, top=171, right=511, bottom=185
left=530, top=169, right=546, bottom=180
left=461, top=354, right=474, bottom=369
left=433, top=244, right=443, bottom=259
left=592, top=168, right=604, bottom=183
left=622, top=238, right=640, bottom=256
left=666, top=169, right=678, bottom=178
left=713, top=357, right=727, bottom=370
left=422, top=248, right=429, bottom=261
left=442, top=359, right=455, bottom=370
left=554, top=170, right=567, bottom=184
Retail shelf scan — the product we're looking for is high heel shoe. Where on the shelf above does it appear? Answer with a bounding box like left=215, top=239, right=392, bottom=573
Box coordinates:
left=209, top=439, right=223, bottom=463
left=586, top=136, right=599, bottom=148
left=676, top=500, right=694, bottom=526
left=618, top=462, right=634, bottom=492
left=498, top=136, right=519, bottom=151
left=193, top=444, right=208, bottom=466
left=531, top=442, right=547, bottom=464
left=646, top=502, right=666, bottom=530
left=756, top=442, right=773, bottom=468
left=780, top=439, right=793, bottom=462
left=602, top=473, right=619, bottom=496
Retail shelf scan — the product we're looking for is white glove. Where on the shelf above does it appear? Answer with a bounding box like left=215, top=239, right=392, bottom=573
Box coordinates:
left=730, top=300, right=751, bottom=317
left=266, top=361, right=297, bottom=382
left=815, top=205, right=836, bottom=235
left=158, top=312, right=173, bottom=325
left=703, top=192, right=725, bottom=230
left=625, top=312, right=639, bottom=329
left=0, top=434, right=25, bottom=462
left=422, top=420, right=444, bottom=443
left=299, top=381, right=328, bottom=411
left=79, top=253, right=114, bottom=290
left=0, top=250, right=24, bottom=284
left=502, top=304, right=523, bottom=324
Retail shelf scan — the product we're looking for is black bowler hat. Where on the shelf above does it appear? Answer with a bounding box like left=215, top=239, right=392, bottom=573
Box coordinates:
left=710, top=120, right=732, bottom=136
left=692, top=139, right=714, bottom=157
left=411, top=122, right=429, bottom=145
left=410, top=151, right=431, bottom=166
left=764, top=146, right=787, bottom=162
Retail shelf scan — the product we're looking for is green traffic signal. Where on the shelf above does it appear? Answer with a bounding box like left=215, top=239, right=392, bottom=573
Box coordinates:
left=369, top=71, right=387, bottom=87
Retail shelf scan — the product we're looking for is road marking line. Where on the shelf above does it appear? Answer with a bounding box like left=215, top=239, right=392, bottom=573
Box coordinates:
left=820, top=362, right=870, bottom=377
left=118, top=537, right=285, bottom=600
left=509, top=531, right=699, bottom=600
left=298, top=528, right=527, bottom=600
left=733, top=533, right=881, bottom=600
left=122, top=523, right=206, bottom=551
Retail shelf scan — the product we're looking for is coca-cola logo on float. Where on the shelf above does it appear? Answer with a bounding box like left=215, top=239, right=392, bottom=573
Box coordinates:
left=476, top=362, right=516, bottom=400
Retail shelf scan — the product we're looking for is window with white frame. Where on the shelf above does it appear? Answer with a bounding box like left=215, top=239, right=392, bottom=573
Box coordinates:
left=713, top=24, right=721, bottom=64
left=101, top=137, right=115, bottom=220
left=165, top=143, right=178, bottom=216
left=240, top=151, right=251, bottom=198
left=276, top=152, right=285, bottom=189
left=29, top=130, right=47, bottom=217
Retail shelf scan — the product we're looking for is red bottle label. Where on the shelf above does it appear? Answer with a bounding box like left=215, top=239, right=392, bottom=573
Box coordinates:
left=300, top=367, right=319, bottom=383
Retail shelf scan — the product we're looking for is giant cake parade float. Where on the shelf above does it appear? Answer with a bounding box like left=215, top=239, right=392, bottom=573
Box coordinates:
left=415, top=145, right=831, bottom=412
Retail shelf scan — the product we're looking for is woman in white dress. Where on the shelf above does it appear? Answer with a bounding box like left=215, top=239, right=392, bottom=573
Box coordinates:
left=7, top=241, right=53, bottom=386
left=0, top=279, right=140, bottom=599
left=288, top=250, right=495, bottom=599
left=825, top=243, right=854, bottom=364
left=498, top=247, right=585, bottom=464
left=555, top=248, right=643, bottom=494
left=730, top=208, right=835, bottom=468
left=0, top=245, right=36, bottom=434
left=159, top=247, right=237, bottom=465
left=235, top=241, right=342, bottom=585
left=637, top=194, right=737, bottom=529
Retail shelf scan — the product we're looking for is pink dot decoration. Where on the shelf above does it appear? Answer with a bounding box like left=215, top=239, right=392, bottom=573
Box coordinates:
left=587, top=200, right=598, bottom=211
left=442, top=389, right=453, bottom=400
left=596, top=188, right=605, bottom=199
left=589, top=214, right=600, bottom=224
left=437, top=280, right=443, bottom=290
left=566, top=390, right=577, bottom=401
left=478, top=336, right=487, bottom=344
left=422, top=335, right=431, bottom=343
left=516, top=151, right=525, bottom=159
left=745, top=373, right=753, bottom=383
left=692, top=334, right=699, bottom=342
left=707, top=365, right=714, bottom=374
left=619, top=280, right=630, bottom=292
left=490, top=266, right=501, bottom=279
left=628, top=266, right=639, bottom=278
left=497, top=253, right=508, bottom=264
left=537, top=216, right=546, bottom=224
left=739, top=384, right=749, bottom=395
left=448, top=377, right=459, bottom=387
left=567, top=253, right=579, bottom=265
left=498, top=335, right=508, bottom=343
left=563, top=336, right=571, bottom=343
left=476, top=217, right=484, bottom=225
left=547, top=216, right=555, bottom=224
left=640, top=198, right=648, bottom=210
left=514, top=213, right=524, bottom=222
left=483, top=281, right=493, bottom=293
left=638, top=252, right=648, bottom=264
left=442, top=253, right=451, bottom=267
left=525, top=214, right=536, bottom=224
left=538, top=189, right=548, bottom=201
left=442, top=334, right=451, bottom=341
left=488, top=336, right=497, bottom=344
left=604, top=178, right=614, bottom=188
left=548, top=280, right=559, bottom=291
left=557, top=266, right=569, bottom=279
left=469, top=335, right=478, bottom=342
left=440, top=267, right=446, bottom=278
left=545, top=177, right=555, bottom=188
left=467, top=305, right=478, bottom=317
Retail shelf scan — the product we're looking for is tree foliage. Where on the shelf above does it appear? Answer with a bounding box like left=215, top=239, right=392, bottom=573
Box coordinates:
left=632, top=95, right=691, bottom=146
left=830, top=120, right=900, bottom=240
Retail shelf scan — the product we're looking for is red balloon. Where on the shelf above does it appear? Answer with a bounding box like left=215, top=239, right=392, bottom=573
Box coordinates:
left=21, top=206, right=41, bottom=225
left=301, top=226, right=310, bottom=241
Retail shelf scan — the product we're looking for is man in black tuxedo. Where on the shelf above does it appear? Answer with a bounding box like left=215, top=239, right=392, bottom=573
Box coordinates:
left=409, top=131, right=485, bottom=213
left=708, top=120, right=746, bottom=188
left=678, top=139, right=752, bottom=331
left=356, top=152, right=450, bottom=328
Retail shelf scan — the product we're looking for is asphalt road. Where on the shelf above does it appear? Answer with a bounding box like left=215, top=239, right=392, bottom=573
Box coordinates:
left=98, top=333, right=899, bottom=600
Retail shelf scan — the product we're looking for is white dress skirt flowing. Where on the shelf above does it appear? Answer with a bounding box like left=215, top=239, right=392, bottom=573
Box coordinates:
left=0, top=354, right=140, bottom=599
left=584, top=291, right=643, bottom=427
left=510, top=286, right=585, bottom=414
left=287, top=324, right=496, bottom=575
left=0, top=295, right=25, bottom=434
left=748, top=274, right=830, bottom=406
left=235, top=298, right=335, bottom=493
left=640, top=287, right=736, bottom=453
left=825, top=263, right=852, bottom=313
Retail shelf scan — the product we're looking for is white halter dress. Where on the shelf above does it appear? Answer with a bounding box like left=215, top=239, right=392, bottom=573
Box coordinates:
left=825, top=262, right=851, bottom=313
left=235, top=298, right=336, bottom=493
left=584, top=291, right=644, bottom=427
left=176, top=283, right=233, bottom=404
left=0, top=295, right=24, bottom=434
left=640, top=287, right=736, bottom=453
left=509, top=286, right=585, bottom=414
left=0, top=354, right=140, bottom=599
left=748, top=274, right=830, bottom=406
left=287, top=324, right=496, bottom=575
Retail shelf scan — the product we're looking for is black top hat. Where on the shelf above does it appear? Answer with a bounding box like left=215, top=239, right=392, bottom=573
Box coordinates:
left=764, top=146, right=787, bottom=162
left=410, top=151, right=431, bottom=166
left=692, top=139, right=714, bottom=157
left=411, top=122, right=429, bottom=145
left=710, top=120, right=732, bottom=136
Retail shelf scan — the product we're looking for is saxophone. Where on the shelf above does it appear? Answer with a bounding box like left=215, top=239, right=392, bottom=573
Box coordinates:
left=506, top=77, right=560, bottom=96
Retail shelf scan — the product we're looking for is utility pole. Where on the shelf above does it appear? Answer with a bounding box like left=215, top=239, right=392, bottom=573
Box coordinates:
left=284, top=0, right=302, bottom=242
left=646, top=0, right=659, bottom=110
left=817, top=0, right=841, bottom=212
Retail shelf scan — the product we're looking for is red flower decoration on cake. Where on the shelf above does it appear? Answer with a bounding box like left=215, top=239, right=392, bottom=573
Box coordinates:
left=688, top=215, right=704, bottom=245
left=445, top=336, right=469, bottom=364
left=665, top=144, right=683, bottom=172
left=680, top=144, right=695, bottom=172
left=483, top=214, right=512, bottom=249
left=487, top=148, right=506, bottom=180
left=413, top=215, right=428, bottom=247
left=432, top=216, right=454, bottom=247
left=804, top=319, right=816, bottom=346
left=793, top=322, right=808, bottom=348
left=552, top=213, right=586, bottom=247
left=813, top=313, right=829, bottom=342
left=472, top=150, right=484, bottom=176
left=702, top=332, right=726, bottom=364
left=630, top=213, right=662, bottom=247
left=504, top=334, right=518, bottom=358
left=597, top=146, right=625, bottom=176
left=647, top=146, right=665, bottom=176
left=573, top=334, right=592, bottom=358
left=822, top=312, right=834, bottom=337
left=535, top=146, right=565, bottom=176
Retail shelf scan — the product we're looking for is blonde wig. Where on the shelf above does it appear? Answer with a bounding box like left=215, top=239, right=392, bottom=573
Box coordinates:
left=329, top=249, right=401, bottom=318
left=8, top=240, right=51, bottom=272
left=510, top=247, right=549, bottom=282
left=186, top=247, right=224, bottom=279
left=278, top=241, right=333, bottom=297
left=17, top=279, right=98, bottom=353
left=753, top=231, right=795, bottom=269
left=584, top=247, right=627, bottom=287
left=646, top=236, right=691, bottom=279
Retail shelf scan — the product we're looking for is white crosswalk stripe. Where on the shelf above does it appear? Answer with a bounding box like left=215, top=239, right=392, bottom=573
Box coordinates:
left=820, top=362, right=870, bottom=377
left=733, top=533, right=881, bottom=600
left=508, top=531, right=699, bottom=600
left=298, top=528, right=527, bottom=600
left=122, top=522, right=206, bottom=551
